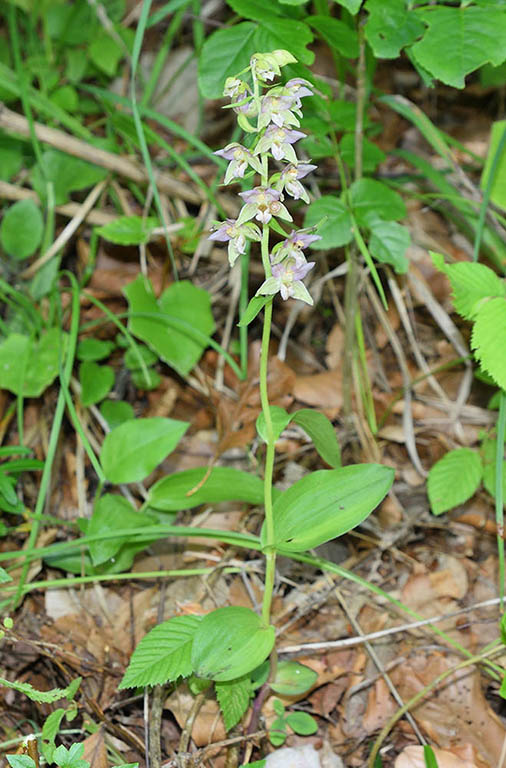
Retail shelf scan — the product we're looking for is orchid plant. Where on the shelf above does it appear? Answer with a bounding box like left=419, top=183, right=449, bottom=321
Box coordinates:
left=119, top=50, right=394, bottom=742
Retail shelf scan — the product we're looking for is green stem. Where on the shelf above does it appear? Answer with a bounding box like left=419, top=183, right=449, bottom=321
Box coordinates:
left=496, top=390, right=506, bottom=610
left=260, top=299, right=276, bottom=626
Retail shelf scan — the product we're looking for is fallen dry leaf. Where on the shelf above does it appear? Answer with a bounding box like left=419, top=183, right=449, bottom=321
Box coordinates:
left=395, top=743, right=488, bottom=768
left=82, top=729, right=108, bottom=768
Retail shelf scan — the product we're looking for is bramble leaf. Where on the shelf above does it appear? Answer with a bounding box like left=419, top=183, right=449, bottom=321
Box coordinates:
left=472, top=298, right=506, bottom=389
left=215, top=675, right=252, bottom=730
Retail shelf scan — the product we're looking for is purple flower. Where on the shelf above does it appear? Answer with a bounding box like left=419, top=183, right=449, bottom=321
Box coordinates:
left=258, top=89, right=301, bottom=131
left=284, top=78, right=314, bottom=106
left=214, top=143, right=263, bottom=184
left=277, top=163, right=317, bottom=203
left=256, top=253, right=315, bottom=304
left=237, top=186, right=292, bottom=225
left=223, top=77, right=249, bottom=100
left=271, top=229, right=321, bottom=264
left=250, top=51, right=297, bottom=84
left=254, top=125, right=306, bottom=164
left=209, top=218, right=261, bottom=266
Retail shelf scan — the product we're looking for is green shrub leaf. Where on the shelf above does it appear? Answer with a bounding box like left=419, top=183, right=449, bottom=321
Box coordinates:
left=198, top=23, right=258, bottom=99
left=365, top=0, right=425, bottom=59
left=349, top=178, right=406, bottom=226
left=481, top=120, right=506, bottom=211
left=99, top=400, right=134, bottom=429
left=369, top=221, right=411, bottom=274
left=191, top=607, right=275, bottom=681
left=215, top=675, right=252, bottom=730
left=303, top=196, right=353, bottom=249
left=411, top=6, right=506, bottom=88
left=120, top=615, right=202, bottom=688
left=255, top=19, right=314, bottom=66
left=264, top=464, right=394, bottom=552
left=270, top=661, right=317, bottom=696
left=427, top=447, right=483, bottom=516
left=79, top=361, right=114, bottom=407
left=97, top=216, right=159, bottom=245
left=0, top=329, right=65, bottom=397
left=101, top=417, right=189, bottom=483
left=77, top=338, right=115, bottom=362
left=88, top=494, right=155, bottom=566
left=147, top=467, right=272, bottom=511
left=225, top=0, right=281, bottom=21
left=285, top=711, right=318, bottom=735
left=431, top=253, right=506, bottom=320
left=256, top=406, right=291, bottom=443
left=31, top=150, right=107, bottom=205
left=1, top=199, right=43, bottom=260
left=472, top=297, right=506, bottom=389
left=306, top=16, right=358, bottom=57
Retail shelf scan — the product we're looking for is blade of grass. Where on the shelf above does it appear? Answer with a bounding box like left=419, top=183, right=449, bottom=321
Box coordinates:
left=474, top=124, right=506, bottom=261
left=140, top=4, right=189, bottom=108
left=129, top=0, right=178, bottom=279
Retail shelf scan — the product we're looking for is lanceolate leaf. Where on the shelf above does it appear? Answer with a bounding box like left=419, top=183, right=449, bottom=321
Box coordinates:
left=119, top=615, right=202, bottom=688
left=264, top=464, right=394, bottom=552
left=147, top=466, right=274, bottom=511
left=215, top=675, right=252, bottom=731
left=427, top=448, right=483, bottom=516
left=292, top=409, right=341, bottom=468
left=192, top=607, right=275, bottom=681
left=101, top=417, right=189, bottom=484
left=472, top=297, right=506, bottom=389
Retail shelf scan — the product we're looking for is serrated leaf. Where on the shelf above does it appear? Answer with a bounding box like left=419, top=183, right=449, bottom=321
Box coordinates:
left=199, top=23, right=258, bottom=99
left=431, top=253, right=506, bottom=320
left=120, top=615, right=202, bottom=688
left=0, top=675, right=82, bottom=703
left=427, top=448, right=483, bottom=516
left=369, top=221, right=410, bottom=274
left=147, top=466, right=273, bottom=511
left=365, top=0, right=424, bottom=59
left=215, top=675, right=252, bottom=730
left=306, top=16, right=358, bottom=57
left=472, top=298, right=506, bottom=389
left=124, top=275, right=215, bottom=376
left=254, top=19, right=314, bottom=67
left=292, top=409, right=341, bottom=468
left=97, top=216, right=158, bottom=245
left=256, top=406, right=291, bottom=443
left=79, top=361, right=115, bottom=407
left=263, top=464, right=394, bottom=552
left=1, top=199, right=43, bottom=260
left=303, top=195, right=353, bottom=249
left=191, top=607, right=275, bottom=681
left=411, top=6, right=506, bottom=88
left=349, top=178, right=406, bottom=226
left=6, top=757, right=36, bottom=768
left=101, top=417, right=189, bottom=484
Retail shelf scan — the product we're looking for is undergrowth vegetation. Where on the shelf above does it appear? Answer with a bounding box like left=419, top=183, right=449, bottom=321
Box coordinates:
left=0, top=0, right=505, bottom=767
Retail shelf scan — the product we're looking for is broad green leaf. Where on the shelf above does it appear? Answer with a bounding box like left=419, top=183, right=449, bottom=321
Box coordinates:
left=369, top=221, right=410, bottom=274
left=238, top=295, right=269, bottom=327
left=285, top=711, right=318, bottom=735
left=120, top=615, right=202, bottom=688
left=124, top=345, right=158, bottom=370
left=0, top=329, right=65, bottom=397
left=472, top=298, right=506, bottom=389
left=99, top=399, right=134, bottom=429
left=411, top=6, right=506, bottom=88
left=306, top=16, right=358, bottom=57
left=349, top=178, right=406, bottom=226
left=279, top=0, right=308, bottom=4
left=191, top=606, right=275, bottom=681
left=225, top=0, right=281, bottom=21
left=339, top=133, right=385, bottom=173
left=332, top=0, right=361, bottom=13
left=198, top=23, right=258, bottom=99
left=303, top=196, right=353, bottom=249
left=7, top=758, right=35, bottom=768
left=124, top=275, right=215, bottom=376
left=96, top=216, right=159, bottom=245
left=47, top=1, right=96, bottom=44
left=77, top=338, right=115, bottom=362
left=264, top=464, right=394, bottom=552
left=89, top=30, right=124, bottom=76
left=365, top=0, right=424, bottom=59
left=270, top=661, right=317, bottom=696
left=292, top=409, right=341, bottom=468
left=52, top=743, right=88, bottom=768
left=88, top=494, right=155, bottom=566
left=256, top=406, right=291, bottom=443
left=31, top=150, right=107, bottom=205
left=431, top=253, right=506, bottom=321
left=101, top=417, right=189, bottom=483
left=50, top=85, right=79, bottom=113
left=131, top=367, right=161, bottom=390
left=481, top=120, right=506, bottom=210
left=0, top=136, right=24, bottom=182
left=427, top=448, right=483, bottom=516
left=0, top=567, right=12, bottom=583
left=254, top=19, right=314, bottom=67
left=1, top=200, right=43, bottom=260
left=215, top=675, right=252, bottom=730
left=79, top=361, right=114, bottom=407
left=41, top=708, right=66, bottom=763
left=147, top=466, right=272, bottom=511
